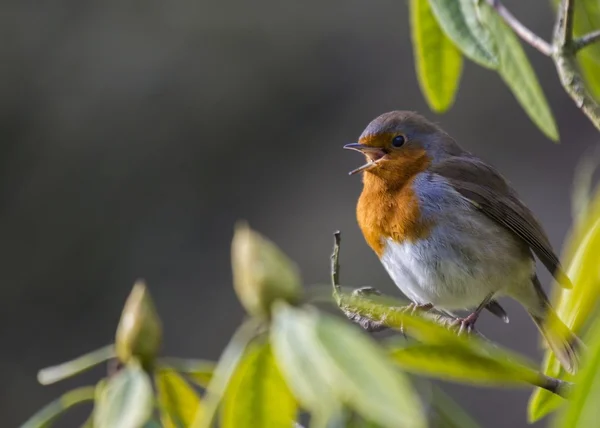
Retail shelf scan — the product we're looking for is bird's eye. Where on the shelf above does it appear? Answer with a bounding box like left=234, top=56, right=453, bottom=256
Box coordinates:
left=391, top=135, right=405, bottom=147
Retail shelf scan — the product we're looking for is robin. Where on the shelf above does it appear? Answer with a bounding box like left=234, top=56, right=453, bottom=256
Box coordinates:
left=344, top=111, right=580, bottom=373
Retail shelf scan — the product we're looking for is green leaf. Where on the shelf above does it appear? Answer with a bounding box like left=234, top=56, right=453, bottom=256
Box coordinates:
left=388, top=342, right=542, bottom=386
left=221, top=340, right=297, bottom=428
left=155, top=369, right=202, bottom=428
left=270, top=304, right=341, bottom=422
left=192, top=318, right=261, bottom=428
left=20, top=386, right=95, bottom=428
left=37, top=345, right=115, bottom=385
left=94, top=360, right=154, bottom=428
left=158, top=358, right=215, bottom=388
left=427, top=0, right=498, bottom=68
left=430, top=386, right=480, bottom=428
left=272, top=303, right=427, bottom=428
left=479, top=3, right=559, bottom=141
left=555, top=316, right=600, bottom=427
left=410, top=0, right=463, bottom=113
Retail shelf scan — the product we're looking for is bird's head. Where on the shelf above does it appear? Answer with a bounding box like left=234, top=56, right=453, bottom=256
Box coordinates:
left=344, top=111, right=463, bottom=182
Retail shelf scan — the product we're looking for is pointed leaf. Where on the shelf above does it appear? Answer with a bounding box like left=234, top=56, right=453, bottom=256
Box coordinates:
left=94, top=360, right=154, bottom=428
left=192, top=318, right=261, bottom=428
left=155, top=369, right=202, bottom=428
left=388, top=342, right=542, bottom=386
left=271, top=304, right=341, bottom=422
left=158, top=358, right=215, bottom=387
left=555, top=316, right=600, bottom=427
left=427, top=0, right=498, bottom=68
left=37, top=345, right=115, bottom=385
left=21, top=387, right=95, bottom=428
left=221, top=340, right=297, bottom=428
left=479, top=3, right=559, bottom=141
left=273, top=303, right=426, bottom=428
left=410, top=0, right=463, bottom=113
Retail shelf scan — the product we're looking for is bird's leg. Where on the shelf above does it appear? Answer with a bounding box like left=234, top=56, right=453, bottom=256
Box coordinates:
left=453, top=293, right=494, bottom=335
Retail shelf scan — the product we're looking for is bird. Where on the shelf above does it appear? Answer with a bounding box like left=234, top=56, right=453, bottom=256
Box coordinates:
left=344, top=110, right=580, bottom=373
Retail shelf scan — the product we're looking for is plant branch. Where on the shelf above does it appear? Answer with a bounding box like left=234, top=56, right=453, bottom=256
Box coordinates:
left=331, top=231, right=341, bottom=295
left=553, top=0, right=600, bottom=131
left=489, top=0, right=600, bottom=130
left=486, top=0, right=553, bottom=56
left=329, top=231, right=574, bottom=399
left=573, top=30, right=600, bottom=52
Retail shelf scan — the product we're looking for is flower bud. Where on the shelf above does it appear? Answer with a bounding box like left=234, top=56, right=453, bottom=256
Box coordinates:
left=115, top=281, right=162, bottom=367
left=231, top=222, right=303, bottom=317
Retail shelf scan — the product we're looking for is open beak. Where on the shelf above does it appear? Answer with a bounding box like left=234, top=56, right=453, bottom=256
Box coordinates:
left=343, top=143, right=388, bottom=175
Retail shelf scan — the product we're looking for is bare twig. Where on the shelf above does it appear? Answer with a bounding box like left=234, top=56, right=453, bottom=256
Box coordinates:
left=486, top=0, right=553, bottom=56
left=573, top=30, right=600, bottom=52
left=331, top=231, right=341, bottom=295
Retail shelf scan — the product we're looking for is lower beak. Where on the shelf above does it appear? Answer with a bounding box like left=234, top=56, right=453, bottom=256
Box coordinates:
left=343, top=143, right=387, bottom=175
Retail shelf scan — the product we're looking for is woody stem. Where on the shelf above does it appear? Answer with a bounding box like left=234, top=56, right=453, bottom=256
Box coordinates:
left=486, top=0, right=600, bottom=131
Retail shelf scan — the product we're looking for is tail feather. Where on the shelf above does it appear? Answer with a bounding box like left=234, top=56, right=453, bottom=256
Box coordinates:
left=530, top=312, right=581, bottom=374
left=530, top=276, right=582, bottom=374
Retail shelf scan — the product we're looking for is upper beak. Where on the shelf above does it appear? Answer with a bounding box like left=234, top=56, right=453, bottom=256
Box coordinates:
left=343, top=143, right=387, bottom=175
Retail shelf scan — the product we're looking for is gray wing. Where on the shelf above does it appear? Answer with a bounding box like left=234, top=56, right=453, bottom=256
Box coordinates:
left=429, top=156, right=572, bottom=289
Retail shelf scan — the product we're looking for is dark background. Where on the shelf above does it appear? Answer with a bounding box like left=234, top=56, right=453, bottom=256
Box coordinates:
left=2, top=0, right=598, bottom=426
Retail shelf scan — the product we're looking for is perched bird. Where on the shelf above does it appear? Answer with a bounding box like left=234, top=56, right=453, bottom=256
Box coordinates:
left=345, top=111, right=580, bottom=373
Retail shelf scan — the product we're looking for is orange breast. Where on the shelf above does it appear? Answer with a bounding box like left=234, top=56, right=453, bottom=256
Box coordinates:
left=357, top=178, right=431, bottom=256
left=356, top=149, right=432, bottom=257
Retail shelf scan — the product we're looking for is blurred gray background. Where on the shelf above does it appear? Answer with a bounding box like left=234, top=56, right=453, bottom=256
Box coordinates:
left=1, top=0, right=598, bottom=426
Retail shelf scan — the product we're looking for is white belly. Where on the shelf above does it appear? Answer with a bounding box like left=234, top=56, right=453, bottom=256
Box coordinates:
left=380, top=229, right=534, bottom=310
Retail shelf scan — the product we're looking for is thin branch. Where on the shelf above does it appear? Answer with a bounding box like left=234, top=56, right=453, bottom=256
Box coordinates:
left=331, top=231, right=341, bottom=295
left=486, top=0, right=553, bottom=56
left=573, top=30, right=600, bottom=52
left=554, top=0, right=575, bottom=47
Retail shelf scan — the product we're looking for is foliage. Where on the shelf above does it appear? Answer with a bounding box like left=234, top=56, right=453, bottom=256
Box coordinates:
left=21, top=0, right=600, bottom=427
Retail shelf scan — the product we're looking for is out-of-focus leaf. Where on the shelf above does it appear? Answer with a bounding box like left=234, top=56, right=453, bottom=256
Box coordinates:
left=192, top=318, right=261, bottom=428
left=158, top=358, right=215, bottom=388
left=272, top=303, right=426, bottom=428
left=37, top=345, right=115, bottom=385
left=94, top=360, right=154, bottom=428
left=529, top=156, right=600, bottom=422
left=555, top=316, right=600, bottom=427
left=427, top=0, right=498, bottom=68
left=21, top=386, right=95, bottom=428
left=479, top=3, right=559, bottom=141
left=221, top=340, right=296, bottom=428
left=410, top=0, right=463, bottom=113
left=389, top=343, right=542, bottom=386
left=231, top=222, right=303, bottom=317
left=155, top=369, right=201, bottom=428
left=271, top=304, right=341, bottom=423
left=430, top=386, right=480, bottom=428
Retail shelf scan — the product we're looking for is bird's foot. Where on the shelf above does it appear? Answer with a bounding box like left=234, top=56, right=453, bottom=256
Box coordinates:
left=399, top=303, right=433, bottom=336
left=452, top=312, right=479, bottom=335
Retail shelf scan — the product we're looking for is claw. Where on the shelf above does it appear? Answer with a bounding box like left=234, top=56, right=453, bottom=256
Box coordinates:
left=452, top=313, right=479, bottom=335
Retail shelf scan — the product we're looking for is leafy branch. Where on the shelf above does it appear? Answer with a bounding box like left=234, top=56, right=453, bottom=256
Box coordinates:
left=413, top=0, right=600, bottom=137
left=329, top=232, right=573, bottom=399
left=487, top=0, right=600, bottom=130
